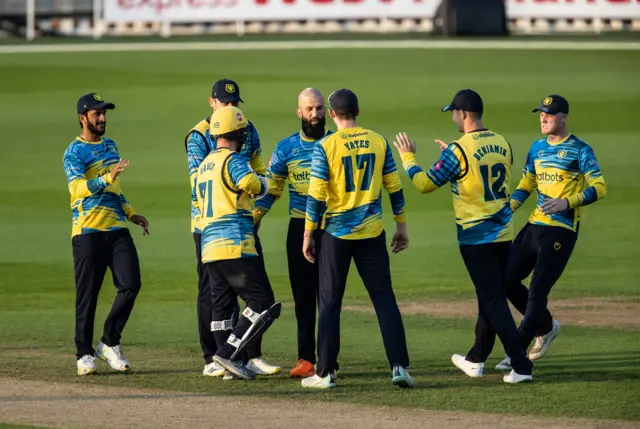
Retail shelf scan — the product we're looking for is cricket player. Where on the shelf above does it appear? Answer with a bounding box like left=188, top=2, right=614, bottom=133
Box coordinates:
left=394, top=89, right=533, bottom=383
left=495, top=95, right=607, bottom=370
left=194, top=106, right=281, bottom=380
left=185, top=78, right=278, bottom=377
left=254, top=88, right=331, bottom=378
left=64, top=93, right=149, bottom=376
left=301, top=89, right=415, bottom=389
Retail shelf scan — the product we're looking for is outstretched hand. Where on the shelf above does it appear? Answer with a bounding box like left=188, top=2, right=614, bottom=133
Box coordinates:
left=393, top=133, right=417, bottom=154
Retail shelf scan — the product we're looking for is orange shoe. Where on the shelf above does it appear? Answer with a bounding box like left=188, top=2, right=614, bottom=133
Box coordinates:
left=290, top=359, right=315, bottom=378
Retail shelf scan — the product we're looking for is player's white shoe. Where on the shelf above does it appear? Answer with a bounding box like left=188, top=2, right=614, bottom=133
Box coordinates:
left=96, top=341, right=131, bottom=372
left=203, top=362, right=225, bottom=377
left=246, top=357, right=281, bottom=375
left=451, top=354, right=484, bottom=377
left=392, top=364, right=416, bottom=388
left=495, top=356, right=512, bottom=371
left=301, top=372, right=337, bottom=389
left=529, top=320, right=561, bottom=360
left=77, top=355, right=96, bottom=376
left=223, top=371, right=240, bottom=380
left=503, top=370, right=533, bottom=384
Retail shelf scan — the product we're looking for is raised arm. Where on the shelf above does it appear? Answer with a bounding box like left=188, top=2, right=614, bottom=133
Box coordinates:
left=381, top=140, right=406, bottom=224
left=253, top=145, right=287, bottom=222
left=510, top=148, right=537, bottom=212
left=394, top=133, right=464, bottom=194
left=64, top=149, right=115, bottom=199
left=227, top=153, right=265, bottom=196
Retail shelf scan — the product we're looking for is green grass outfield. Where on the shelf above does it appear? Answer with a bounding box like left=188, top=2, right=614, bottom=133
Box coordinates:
left=0, top=44, right=639, bottom=422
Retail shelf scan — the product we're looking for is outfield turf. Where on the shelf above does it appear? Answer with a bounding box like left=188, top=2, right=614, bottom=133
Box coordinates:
left=0, top=46, right=639, bottom=422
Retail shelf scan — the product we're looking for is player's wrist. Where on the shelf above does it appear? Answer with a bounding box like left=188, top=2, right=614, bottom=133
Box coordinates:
left=394, top=212, right=407, bottom=224
left=104, top=172, right=114, bottom=185
left=400, top=152, right=416, bottom=163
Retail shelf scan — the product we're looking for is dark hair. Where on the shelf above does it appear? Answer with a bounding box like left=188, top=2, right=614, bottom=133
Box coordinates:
left=217, top=101, right=240, bottom=108
left=467, top=111, right=483, bottom=120
left=333, top=109, right=358, bottom=120
left=218, top=128, right=247, bottom=143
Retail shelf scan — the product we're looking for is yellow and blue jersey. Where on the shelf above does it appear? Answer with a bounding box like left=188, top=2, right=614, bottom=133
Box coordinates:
left=195, top=148, right=265, bottom=263
left=254, top=130, right=332, bottom=220
left=401, top=129, right=514, bottom=246
left=510, top=134, right=606, bottom=231
left=185, top=117, right=266, bottom=233
left=63, top=137, right=135, bottom=237
left=305, top=127, right=406, bottom=240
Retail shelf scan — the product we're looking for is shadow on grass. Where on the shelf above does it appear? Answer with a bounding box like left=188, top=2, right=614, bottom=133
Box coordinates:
left=0, top=393, right=211, bottom=402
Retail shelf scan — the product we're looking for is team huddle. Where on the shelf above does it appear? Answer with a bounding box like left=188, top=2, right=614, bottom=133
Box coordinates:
left=63, top=79, right=606, bottom=388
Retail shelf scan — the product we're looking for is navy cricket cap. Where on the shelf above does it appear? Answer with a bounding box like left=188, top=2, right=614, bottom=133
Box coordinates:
left=212, top=78, right=243, bottom=103
left=77, top=93, right=115, bottom=115
left=441, top=89, right=483, bottom=114
left=328, top=89, right=359, bottom=116
left=533, top=94, right=569, bottom=115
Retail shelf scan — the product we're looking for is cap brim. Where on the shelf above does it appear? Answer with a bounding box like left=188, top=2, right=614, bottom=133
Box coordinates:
left=441, top=105, right=454, bottom=112
left=215, top=96, right=243, bottom=103
left=93, top=102, right=115, bottom=110
left=533, top=107, right=563, bottom=114
left=78, top=102, right=115, bottom=115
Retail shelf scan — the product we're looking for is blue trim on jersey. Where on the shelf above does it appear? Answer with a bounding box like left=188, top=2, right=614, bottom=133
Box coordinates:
left=382, top=141, right=397, bottom=175
left=310, top=143, right=329, bottom=181
left=227, top=152, right=252, bottom=186
left=306, top=196, right=326, bottom=225
left=388, top=190, right=405, bottom=218
left=457, top=203, right=512, bottom=246
left=324, top=196, right=383, bottom=237
left=427, top=147, right=461, bottom=186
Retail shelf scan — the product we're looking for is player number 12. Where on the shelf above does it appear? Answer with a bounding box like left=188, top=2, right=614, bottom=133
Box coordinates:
left=480, top=163, right=507, bottom=202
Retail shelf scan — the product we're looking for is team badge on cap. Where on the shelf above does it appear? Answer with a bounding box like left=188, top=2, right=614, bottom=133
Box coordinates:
left=226, top=84, right=236, bottom=93
left=543, top=97, right=553, bottom=105
left=93, top=94, right=104, bottom=101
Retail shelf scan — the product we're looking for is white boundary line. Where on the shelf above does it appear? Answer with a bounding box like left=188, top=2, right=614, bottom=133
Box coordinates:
left=1, top=39, right=639, bottom=54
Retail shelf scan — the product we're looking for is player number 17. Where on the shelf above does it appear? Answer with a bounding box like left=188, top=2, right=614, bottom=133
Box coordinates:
left=342, top=153, right=376, bottom=193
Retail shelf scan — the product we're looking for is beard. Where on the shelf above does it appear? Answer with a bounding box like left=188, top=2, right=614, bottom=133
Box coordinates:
left=301, top=116, right=326, bottom=140
left=88, top=121, right=106, bottom=136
